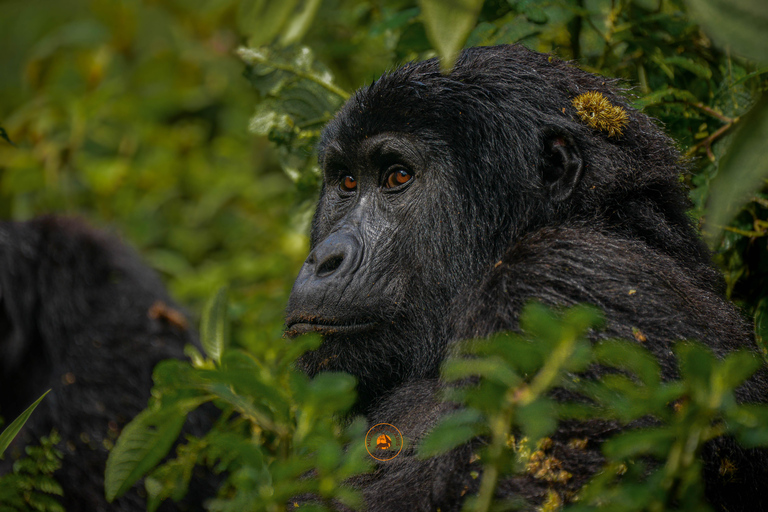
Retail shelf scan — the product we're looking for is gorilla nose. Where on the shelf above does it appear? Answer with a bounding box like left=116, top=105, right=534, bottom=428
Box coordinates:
left=305, top=231, right=362, bottom=280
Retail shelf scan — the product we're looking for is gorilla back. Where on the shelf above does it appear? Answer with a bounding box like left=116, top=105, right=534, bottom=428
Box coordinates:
left=285, top=45, right=767, bottom=510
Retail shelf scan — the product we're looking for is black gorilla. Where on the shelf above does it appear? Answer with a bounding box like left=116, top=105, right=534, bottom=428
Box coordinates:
left=0, top=216, right=201, bottom=511
left=285, top=45, right=768, bottom=510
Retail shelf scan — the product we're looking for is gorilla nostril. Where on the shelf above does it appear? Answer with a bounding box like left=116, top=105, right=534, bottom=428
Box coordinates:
left=317, top=254, right=344, bottom=277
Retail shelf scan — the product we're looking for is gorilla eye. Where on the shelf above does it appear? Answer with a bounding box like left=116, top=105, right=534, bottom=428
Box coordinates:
left=384, top=167, right=413, bottom=189
left=341, top=175, right=357, bottom=192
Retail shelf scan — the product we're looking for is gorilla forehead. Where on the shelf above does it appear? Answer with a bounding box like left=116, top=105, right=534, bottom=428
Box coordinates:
left=320, top=45, right=585, bottom=146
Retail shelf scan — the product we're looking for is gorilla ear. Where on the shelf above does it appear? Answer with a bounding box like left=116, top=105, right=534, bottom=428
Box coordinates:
left=540, top=130, right=583, bottom=202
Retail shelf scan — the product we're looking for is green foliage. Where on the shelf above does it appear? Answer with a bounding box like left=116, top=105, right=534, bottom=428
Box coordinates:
left=0, top=432, right=63, bottom=512
left=0, top=391, right=49, bottom=458
left=420, top=305, right=768, bottom=512
left=239, top=45, right=348, bottom=198
left=418, top=0, right=485, bottom=69
left=105, top=291, right=370, bottom=511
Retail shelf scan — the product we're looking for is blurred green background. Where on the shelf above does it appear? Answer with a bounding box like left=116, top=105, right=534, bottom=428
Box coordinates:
left=1, top=0, right=767, bottom=349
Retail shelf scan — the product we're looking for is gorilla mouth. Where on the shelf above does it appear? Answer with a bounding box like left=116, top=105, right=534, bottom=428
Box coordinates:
left=285, top=315, right=378, bottom=337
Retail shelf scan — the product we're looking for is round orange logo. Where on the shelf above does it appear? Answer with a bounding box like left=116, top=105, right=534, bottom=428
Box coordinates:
left=365, top=423, right=403, bottom=461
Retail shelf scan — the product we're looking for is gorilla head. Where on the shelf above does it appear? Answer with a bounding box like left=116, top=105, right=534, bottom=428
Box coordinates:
left=285, top=44, right=718, bottom=411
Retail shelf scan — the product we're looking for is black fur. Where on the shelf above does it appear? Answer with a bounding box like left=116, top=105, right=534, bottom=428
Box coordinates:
left=286, top=45, right=768, bottom=510
left=0, top=216, right=203, bottom=511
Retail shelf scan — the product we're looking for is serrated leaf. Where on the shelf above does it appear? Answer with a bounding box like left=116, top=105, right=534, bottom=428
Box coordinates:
left=201, top=286, right=229, bottom=365
left=418, top=0, right=485, bottom=71
left=105, top=398, right=207, bottom=502
left=417, top=409, right=484, bottom=458
left=704, top=96, right=768, bottom=244
left=0, top=390, right=49, bottom=457
left=685, top=0, right=768, bottom=63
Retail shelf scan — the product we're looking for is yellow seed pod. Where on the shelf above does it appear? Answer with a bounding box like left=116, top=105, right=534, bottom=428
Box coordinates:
left=572, top=91, right=629, bottom=138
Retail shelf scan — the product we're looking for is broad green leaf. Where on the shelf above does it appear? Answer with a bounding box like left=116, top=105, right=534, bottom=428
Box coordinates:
left=417, top=408, right=484, bottom=458
left=704, top=96, right=768, bottom=245
left=200, top=286, right=229, bottom=365
left=0, top=390, right=49, bottom=457
left=685, top=0, right=768, bottom=63
left=418, top=0, right=485, bottom=70
left=105, top=398, right=207, bottom=502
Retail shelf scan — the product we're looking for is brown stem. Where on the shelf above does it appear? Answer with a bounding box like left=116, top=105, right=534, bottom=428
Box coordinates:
left=685, top=117, right=739, bottom=160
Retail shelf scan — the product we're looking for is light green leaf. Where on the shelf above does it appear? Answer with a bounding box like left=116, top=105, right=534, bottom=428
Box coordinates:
left=704, top=96, right=768, bottom=245
left=0, top=390, right=49, bottom=457
left=105, top=398, right=207, bottom=502
left=201, top=286, right=229, bottom=365
left=418, top=0, right=485, bottom=70
left=685, top=0, right=768, bottom=63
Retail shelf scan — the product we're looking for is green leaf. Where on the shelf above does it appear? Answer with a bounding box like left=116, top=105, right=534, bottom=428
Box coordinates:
left=517, top=398, right=558, bottom=442
left=201, top=286, right=229, bottom=365
left=684, top=0, right=768, bottom=63
left=237, top=0, right=299, bottom=47
left=0, top=126, right=15, bottom=147
left=441, top=356, right=522, bottom=387
left=417, top=408, right=484, bottom=458
left=105, top=398, right=207, bottom=502
left=716, top=350, right=762, bottom=391
left=754, top=297, right=768, bottom=362
left=704, top=96, right=768, bottom=244
left=418, top=0, right=485, bottom=70
left=663, top=56, right=713, bottom=80
left=594, top=340, right=661, bottom=388
left=603, top=428, right=674, bottom=459
left=0, top=390, right=49, bottom=457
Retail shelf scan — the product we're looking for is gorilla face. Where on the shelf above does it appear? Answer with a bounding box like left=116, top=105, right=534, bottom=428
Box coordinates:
left=285, top=130, right=465, bottom=410
left=284, top=48, right=587, bottom=410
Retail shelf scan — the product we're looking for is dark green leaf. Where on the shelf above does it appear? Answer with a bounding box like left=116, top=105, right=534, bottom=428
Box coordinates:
left=105, top=398, right=207, bottom=502
left=0, top=390, right=49, bottom=456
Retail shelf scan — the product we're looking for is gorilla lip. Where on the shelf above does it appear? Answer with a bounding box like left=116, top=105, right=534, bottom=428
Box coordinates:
left=285, top=316, right=377, bottom=337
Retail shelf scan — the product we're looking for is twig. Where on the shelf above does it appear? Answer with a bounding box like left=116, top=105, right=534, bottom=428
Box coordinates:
left=684, top=117, right=739, bottom=161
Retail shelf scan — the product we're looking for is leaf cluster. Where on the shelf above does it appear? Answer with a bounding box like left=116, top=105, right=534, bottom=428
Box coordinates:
left=104, top=289, right=371, bottom=512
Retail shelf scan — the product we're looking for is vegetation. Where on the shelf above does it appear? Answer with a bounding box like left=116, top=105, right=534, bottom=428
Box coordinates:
left=1, top=0, right=767, bottom=510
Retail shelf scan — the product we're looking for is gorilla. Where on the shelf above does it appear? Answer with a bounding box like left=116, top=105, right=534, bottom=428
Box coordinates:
left=285, top=45, right=768, bottom=510
left=0, top=216, right=202, bottom=511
